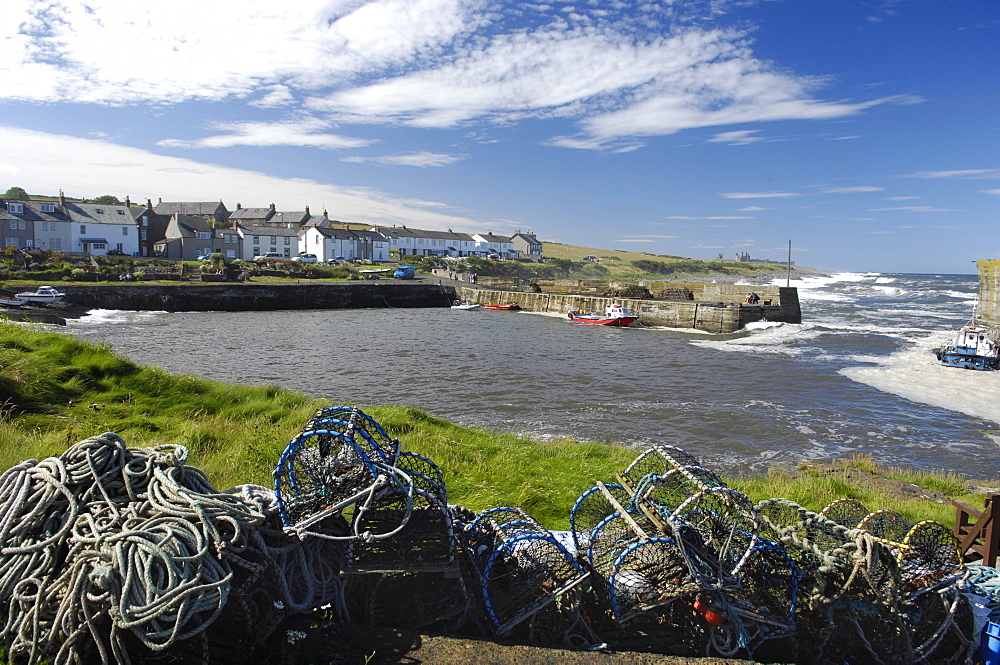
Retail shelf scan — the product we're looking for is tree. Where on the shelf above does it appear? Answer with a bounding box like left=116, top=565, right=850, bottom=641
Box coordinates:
left=92, top=195, right=122, bottom=205
left=4, top=187, right=28, bottom=199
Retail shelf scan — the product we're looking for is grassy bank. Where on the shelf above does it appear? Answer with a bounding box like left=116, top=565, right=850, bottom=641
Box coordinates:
left=0, top=319, right=982, bottom=529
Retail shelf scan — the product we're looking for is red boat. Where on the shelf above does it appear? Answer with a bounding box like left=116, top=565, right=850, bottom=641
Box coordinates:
left=567, top=303, right=638, bottom=327
left=484, top=303, right=521, bottom=311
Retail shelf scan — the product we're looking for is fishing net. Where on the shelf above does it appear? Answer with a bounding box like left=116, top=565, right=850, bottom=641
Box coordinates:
left=461, top=507, right=589, bottom=635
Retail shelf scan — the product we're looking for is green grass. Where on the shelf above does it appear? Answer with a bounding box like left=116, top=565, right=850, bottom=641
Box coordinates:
left=0, top=319, right=984, bottom=530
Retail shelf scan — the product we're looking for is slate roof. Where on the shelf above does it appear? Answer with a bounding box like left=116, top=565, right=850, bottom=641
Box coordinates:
left=64, top=202, right=133, bottom=224
left=155, top=201, right=229, bottom=217
left=1, top=200, right=70, bottom=223
left=237, top=224, right=300, bottom=238
left=377, top=226, right=474, bottom=242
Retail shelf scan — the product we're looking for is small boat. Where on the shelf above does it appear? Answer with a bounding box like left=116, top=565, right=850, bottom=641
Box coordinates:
left=484, top=303, right=520, bottom=311
left=451, top=300, right=481, bottom=310
left=567, top=303, right=638, bottom=327
left=15, top=285, right=65, bottom=305
left=0, top=290, right=26, bottom=307
left=936, top=320, right=999, bottom=370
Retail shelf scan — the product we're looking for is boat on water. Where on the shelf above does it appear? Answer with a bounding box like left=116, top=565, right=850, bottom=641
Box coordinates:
left=483, top=303, right=520, bottom=311
left=935, top=319, right=999, bottom=370
left=451, top=300, right=481, bottom=310
left=567, top=303, right=638, bottom=327
left=15, top=285, right=65, bottom=305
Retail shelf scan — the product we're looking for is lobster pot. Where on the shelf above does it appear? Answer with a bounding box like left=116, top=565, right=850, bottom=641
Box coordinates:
left=463, top=507, right=588, bottom=635
left=349, top=570, right=470, bottom=633
left=649, top=487, right=758, bottom=585
left=569, top=483, right=631, bottom=553
left=825, top=501, right=964, bottom=593
left=758, top=498, right=902, bottom=604
left=349, top=486, right=456, bottom=571
left=605, top=537, right=692, bottom=621
left=724, top=540, right=799, bottom=657
left=395, top=452, right=447, bottom=505
left=274, top=407, right=401, bottom=531
left=304, top=406, right=400, bottom=466
left=619, top=445, right=705, bottom=487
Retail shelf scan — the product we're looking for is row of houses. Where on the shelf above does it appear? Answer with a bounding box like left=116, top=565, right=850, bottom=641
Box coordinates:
left=0, top=194, right=545, bottom=263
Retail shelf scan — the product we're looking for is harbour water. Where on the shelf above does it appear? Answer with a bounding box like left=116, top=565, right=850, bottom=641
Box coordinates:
left=68, top=272, right=999, bottom=480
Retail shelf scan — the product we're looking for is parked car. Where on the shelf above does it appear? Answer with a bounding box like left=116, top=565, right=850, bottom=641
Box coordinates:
left=106, top=249, right=127, bottom=256
left=292, top=253, right=318, bottom=263
left=254, top=252, right=286, bottom=262
left=196, top=254, right=212, bottom=261
left=393, top=265, right=416, bottom=279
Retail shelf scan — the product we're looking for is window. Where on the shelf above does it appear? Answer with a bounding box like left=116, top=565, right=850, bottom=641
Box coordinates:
left=270, top=236, right=277, bottom=244
left=5, top=238, right=16, bottom=247
left=95, top=208, right=104, bottom=214
left=252, top=235, right=259, bottom=243
left=117, top=210, right=125, bottom=215
left=7, top=221, right=14, bottom=230
left=226, top=250, right=236, bottom=259
left=91, top=242, right=106, bottom=250
left=80, top=225, right=86, bottom=234
left=18, top=220, right=25, bottom=230
left=284, top=237, right=290, bottom=245
left=141, top=230, right=147, bottom=240
left=253, top=246, right=260, bottom=255
left=8, top=203, right=23, bottom=214
left=141, top=216, right=148, bottom=226
left=40, top=203, right=55, bottom=213
left=50, top=238, right=62, bottom=250
left=122, top=226, right=128, bottom=235
left=196, top=231, right=211, bottom=239
left=116, top=243, right=124, bottom=252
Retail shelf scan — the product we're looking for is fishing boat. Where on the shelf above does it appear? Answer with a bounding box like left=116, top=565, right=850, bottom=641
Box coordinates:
left=567, top=303, right=638, bottom=327
left=451, top=300, right=481, bottom=310
left=935, top=319, right=999, bottom=370
left=483, top=303, right=520, bottom=311
left=15, top=285, right=65, bottom=305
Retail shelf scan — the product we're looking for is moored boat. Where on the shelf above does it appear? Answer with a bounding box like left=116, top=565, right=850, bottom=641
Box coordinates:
left=935, top=320, right=999, bottom=370
left=483, top=303, right=520, bottom=311
left=567, top=303, right=638, bottom=327
left=15, top=285, right=65, bottom=305
left=451, top=300, right=481, bottom=310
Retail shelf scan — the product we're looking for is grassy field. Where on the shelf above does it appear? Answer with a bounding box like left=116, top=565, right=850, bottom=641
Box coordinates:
left=0, top=319, right=981, bottom=529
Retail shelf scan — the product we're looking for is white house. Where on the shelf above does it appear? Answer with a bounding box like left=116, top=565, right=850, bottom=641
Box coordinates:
left=375, top=226, right=477, bottom=257
left=236, top=225, right=301, bottom=260
left=65, top=202, right=140, bottom=256
left=303, top=227, right=389, bottom=261
left=471, top=232, right=515, bottom=258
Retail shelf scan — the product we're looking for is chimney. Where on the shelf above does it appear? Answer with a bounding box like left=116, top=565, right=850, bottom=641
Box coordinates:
left=59, top=190, right=66, bottom=207
left=158, top=197, right=162, bottom=204
left=323, top=209, right=328, bottom=220
left=236, top=202, right=242, bottom=210
left=146, top=198, right=153, bottom=210
left=269, top=203, right=276, bottom=211
left=305, top=205, right=310, bottom=216
left=125, top=196, right=131, bottom=207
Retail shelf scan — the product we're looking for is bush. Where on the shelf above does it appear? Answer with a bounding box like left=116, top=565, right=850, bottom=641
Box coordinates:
left=70, top=268, right=87, bottom=280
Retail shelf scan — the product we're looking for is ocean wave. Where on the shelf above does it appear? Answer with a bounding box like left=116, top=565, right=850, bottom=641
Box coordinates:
left=74, top=309, right=168, bottom=325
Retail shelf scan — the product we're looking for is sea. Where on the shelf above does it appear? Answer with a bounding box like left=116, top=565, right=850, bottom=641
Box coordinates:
left=65, top=272, right=1000, bottom=481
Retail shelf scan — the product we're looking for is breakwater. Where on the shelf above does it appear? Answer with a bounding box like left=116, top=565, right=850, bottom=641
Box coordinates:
left=456, top=284, right=800, bottom=333
left=56, top=282, right=455, bottom=312
left=977, top=259, right=1000, bottom=328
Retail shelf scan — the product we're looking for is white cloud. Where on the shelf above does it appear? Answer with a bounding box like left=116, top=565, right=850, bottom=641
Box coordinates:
left=737, top=206, right=766, bottom=211
left=707, top=129, right=767, bottom=145
left=0, top=125, right=486, bottom=229
left=981, top=189, right=1000, bottom=196
left=157, top=118, right=375, bottom=150
left=819, top=186, right=884, bottom=194
left=885, top=196, right=920, bottom=201
left=868, top=206, right=952, bottom=212
left=719, top=191, right=799, bottom=199
left=906, top=169, right=1000, bottom=179
left=341, top=151, right=465, bottom=166
left=666, top=215, right=753, bottom=220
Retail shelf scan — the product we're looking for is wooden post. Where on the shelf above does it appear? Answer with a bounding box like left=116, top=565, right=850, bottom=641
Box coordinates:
left=953, top=493, right=999, bottom=566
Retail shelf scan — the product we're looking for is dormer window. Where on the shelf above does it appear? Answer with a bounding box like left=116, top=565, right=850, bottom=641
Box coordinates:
left=40, top=203, right=55, bottom=213
left=8, top=203, right=23, bottom=214
left=117, top=210, right=125, bottom=215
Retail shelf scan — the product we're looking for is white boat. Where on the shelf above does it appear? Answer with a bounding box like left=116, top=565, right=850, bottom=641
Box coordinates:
left=451, top=300, right=481, bottom=310
left=567, top=303, right=638, bottom=327
left=0, top=291, right=26, bottom=307
left=935, top=318, right=999, bottom=371
left=15, top=285, right=66, bottom=305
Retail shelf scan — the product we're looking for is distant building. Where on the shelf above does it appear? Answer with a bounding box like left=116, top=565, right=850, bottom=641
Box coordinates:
left=511, top=230, right=543, bottom=261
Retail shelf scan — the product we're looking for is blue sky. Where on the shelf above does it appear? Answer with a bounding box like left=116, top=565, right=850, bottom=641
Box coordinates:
left=1, top=0, right=997, bottom=274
